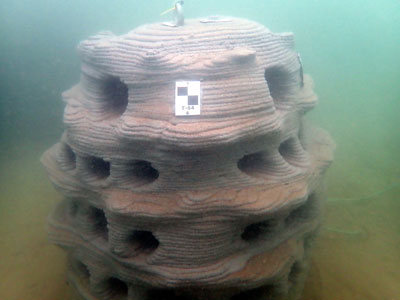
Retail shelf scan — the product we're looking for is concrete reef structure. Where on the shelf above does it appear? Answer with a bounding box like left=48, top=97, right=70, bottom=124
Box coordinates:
left=42, top=17, right=334, bottom=300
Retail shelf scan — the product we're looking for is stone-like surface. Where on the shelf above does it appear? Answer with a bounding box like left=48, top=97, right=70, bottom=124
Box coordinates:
left=42, top=17, right=334, bottom=300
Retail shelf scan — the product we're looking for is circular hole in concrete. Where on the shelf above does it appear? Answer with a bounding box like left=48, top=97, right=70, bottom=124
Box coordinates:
left=237, top=151, right=290, bottom=181
left=105, top=277, right=128, bottom=298
left=264, top=66, right=291, bottom=103
left=127, top=160, right=159, bottom=185
left=279, top=137, right=308, bottom=168
left=278, top=138, right=297, bottom=164
left=89, top=206, right=108, bottom=240
left=237, top=152, right=263, bottom=174
left=241, top=220, right=275, bottom=242
left=60, top=143, right=76, bottom=170
left=128, top=230, right=159, bottom=253
left=103, top=76, right=128, bottom=117
left=86, top=156, right=110, bottom=179
left=237, top=152, right=273, bottom=178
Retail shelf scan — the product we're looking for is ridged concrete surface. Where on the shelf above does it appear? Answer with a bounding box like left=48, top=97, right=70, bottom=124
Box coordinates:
left=42, top=17, right=334, bottom=300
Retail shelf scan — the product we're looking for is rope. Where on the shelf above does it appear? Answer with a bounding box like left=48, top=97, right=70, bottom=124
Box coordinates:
left=326, top=181, right=400, bottom=203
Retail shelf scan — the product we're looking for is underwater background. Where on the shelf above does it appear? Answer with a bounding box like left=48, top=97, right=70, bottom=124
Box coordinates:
left=0, top=0, right=399, bottom=299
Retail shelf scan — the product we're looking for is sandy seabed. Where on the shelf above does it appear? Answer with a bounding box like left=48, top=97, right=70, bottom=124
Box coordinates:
left=0, top=137, right=399, bottom=300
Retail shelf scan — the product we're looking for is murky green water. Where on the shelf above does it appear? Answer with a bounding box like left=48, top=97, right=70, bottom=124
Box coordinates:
left=1, top=1, right=399, bottom=299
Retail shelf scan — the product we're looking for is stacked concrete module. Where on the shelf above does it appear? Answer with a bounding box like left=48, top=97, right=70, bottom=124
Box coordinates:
left=42, top=17, right=334, bottom=300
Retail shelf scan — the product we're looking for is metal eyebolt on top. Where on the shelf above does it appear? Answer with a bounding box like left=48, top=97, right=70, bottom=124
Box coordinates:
left=161, top=0, right=185, bottom=27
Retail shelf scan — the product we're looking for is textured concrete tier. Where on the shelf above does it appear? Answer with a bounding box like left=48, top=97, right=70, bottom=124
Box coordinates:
left=42, top=17, right=334, bottom=300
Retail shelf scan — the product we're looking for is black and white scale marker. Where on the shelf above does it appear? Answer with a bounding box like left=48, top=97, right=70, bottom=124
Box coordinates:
left=175, top=81, right=201, bottom=116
